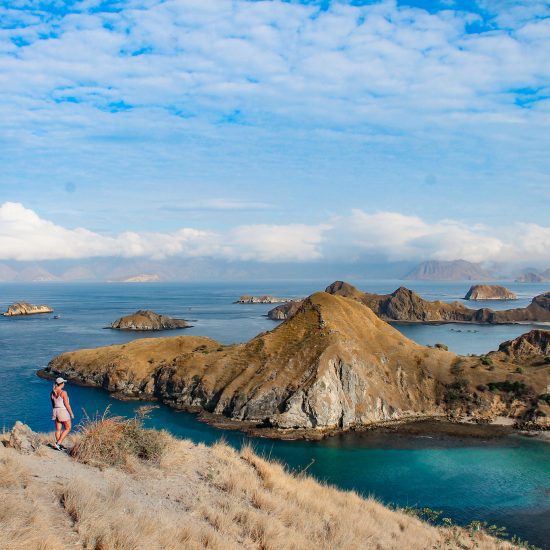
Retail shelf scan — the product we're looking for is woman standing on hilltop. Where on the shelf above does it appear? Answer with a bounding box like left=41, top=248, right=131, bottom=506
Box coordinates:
left=51, top=377, right=74, bottom=450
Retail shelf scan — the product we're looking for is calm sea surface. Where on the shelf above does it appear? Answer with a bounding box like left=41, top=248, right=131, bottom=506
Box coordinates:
left=0, top=281, right=548, bottom=547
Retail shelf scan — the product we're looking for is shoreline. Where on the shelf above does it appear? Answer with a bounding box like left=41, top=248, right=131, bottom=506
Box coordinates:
left=37, top=369, right=547, bottom=443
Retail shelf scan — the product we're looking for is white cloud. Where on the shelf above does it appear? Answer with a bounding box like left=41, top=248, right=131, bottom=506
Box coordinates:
left=0, top=202, right=326, bottom=262
left=224, top=223, right=329, bottom=262
left=1, top=202, right=549, bottom=265
left=325, top=210, right=505, bottom=263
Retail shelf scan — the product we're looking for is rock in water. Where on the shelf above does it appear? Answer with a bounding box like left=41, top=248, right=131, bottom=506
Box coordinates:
left=111, top=310, right=188, bottom=331
left=236, top=295, right=299, bottom=304
left=464, top=285, right=517, bottom=301
left=3, top=302, right=53, bottom=316
left=8, top=421, right=41, bottom=454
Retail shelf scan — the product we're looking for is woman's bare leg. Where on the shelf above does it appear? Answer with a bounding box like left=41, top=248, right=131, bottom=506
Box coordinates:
left=58, top=421, right=72, bottom=445
left=55, top=421, right=62, bottom=443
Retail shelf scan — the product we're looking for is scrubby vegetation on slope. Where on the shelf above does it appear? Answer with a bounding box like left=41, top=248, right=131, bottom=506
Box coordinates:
left=0, top=415, right=527, bottom=550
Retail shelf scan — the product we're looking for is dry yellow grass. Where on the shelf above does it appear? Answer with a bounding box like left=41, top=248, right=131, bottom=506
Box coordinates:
left=0, top=420, right=524, bottom=550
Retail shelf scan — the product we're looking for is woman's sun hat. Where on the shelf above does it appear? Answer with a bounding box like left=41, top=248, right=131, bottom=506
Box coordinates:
left=55, top=377, right=67, bottom=384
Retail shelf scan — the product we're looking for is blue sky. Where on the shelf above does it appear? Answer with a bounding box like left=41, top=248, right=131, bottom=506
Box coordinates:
left=0, top=0, right=549, bottom=266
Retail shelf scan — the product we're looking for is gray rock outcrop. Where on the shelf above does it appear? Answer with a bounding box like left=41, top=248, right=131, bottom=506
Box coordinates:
left=8, top=421, right=42, bottom=454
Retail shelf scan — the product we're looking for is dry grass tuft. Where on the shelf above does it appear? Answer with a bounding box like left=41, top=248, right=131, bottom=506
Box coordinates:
left=59, top=477, right=231, bottom=550
left=0, top=454, right=64, bottom=550
left=70, top=408, right=169, bottom=468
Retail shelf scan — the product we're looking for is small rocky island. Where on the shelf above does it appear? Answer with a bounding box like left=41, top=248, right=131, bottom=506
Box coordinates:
left=464, top=285, right=517, bottom=301
left=111, top=310, right=189, bottom=331
left=3, top=302, right=53, bottom=316
left=236, top=295, right=300, bottom=304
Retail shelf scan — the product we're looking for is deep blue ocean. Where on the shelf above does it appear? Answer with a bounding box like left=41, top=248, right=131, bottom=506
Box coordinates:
left=0, top=280, right=548, bottom=547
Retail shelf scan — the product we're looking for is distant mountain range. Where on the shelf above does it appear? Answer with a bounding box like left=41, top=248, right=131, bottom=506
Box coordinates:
left=0, top=258, right=548, bottom=283
left=403, top=260, right=493, bottom=281
left=515, top=268, right=550, bottom=283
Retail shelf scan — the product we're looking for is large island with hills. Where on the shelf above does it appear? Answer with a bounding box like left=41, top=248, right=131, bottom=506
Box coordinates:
left=269, top=281, right=550, bottom=324
left=40, top=290, right=549, bottom=439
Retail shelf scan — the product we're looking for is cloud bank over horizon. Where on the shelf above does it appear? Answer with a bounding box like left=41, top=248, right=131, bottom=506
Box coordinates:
left=1, top=202, right=548, bottom=266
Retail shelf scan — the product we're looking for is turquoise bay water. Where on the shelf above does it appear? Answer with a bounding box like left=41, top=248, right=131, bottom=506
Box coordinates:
left=0, top=281, right=549, bottom=547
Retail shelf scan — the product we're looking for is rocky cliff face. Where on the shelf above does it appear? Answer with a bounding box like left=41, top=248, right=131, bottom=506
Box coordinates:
left=496, top=330, right=550, bottom=359
left=464, top=285, right=517, bottom=301
left=41, top=292, right=550, bottom=436
left=3, top=302, right=53, bottom=316
left=403, top=260, right=492, bottom=281
left=111, top=310, right=188, bottom=331
left=267, top=301, right=302, bottom=320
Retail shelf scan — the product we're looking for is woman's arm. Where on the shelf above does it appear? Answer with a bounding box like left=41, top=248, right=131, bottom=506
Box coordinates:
left=62, top=391, right=74, bottom=419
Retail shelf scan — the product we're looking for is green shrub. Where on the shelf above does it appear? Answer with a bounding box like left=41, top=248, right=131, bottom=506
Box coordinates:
left=445, top=378, right=470, bottom=403
left=487, top=381, right=530, bottom=398
left=450, top=358, right=464, bottom=377
left=539, top=393, right=550, bottom=405
left=515, top=367, right=524, bottom=374
left=480, top=355, right=493, bottom=367
left=435, top=343, right=448, bottom=351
